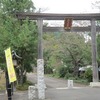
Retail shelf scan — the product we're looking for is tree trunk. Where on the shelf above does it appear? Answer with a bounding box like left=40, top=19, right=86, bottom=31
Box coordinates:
left=19, top=69, right=23, bottom=85
left=73, top=62, right=79, bottom=76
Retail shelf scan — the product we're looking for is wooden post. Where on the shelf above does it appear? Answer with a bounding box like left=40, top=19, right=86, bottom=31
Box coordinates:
left=37, top=19, right=43, bottom=59
left=37, top=19, right=45, bottom=99
left=91, top=18, right=99, bottom=82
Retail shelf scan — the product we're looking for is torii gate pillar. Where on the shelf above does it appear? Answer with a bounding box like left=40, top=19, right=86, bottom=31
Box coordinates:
left=37, top=19, right=45, bottom=99
left=90, top=18, right=100, bottom=87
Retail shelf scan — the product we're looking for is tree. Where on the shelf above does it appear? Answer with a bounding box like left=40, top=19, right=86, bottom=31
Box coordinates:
left=97, top=34, right=100, bottom=67
left=92, top=1, right=100, bottom=12
left=1, top=0, right=35, bottom=16
left=0, top=0, right=37, bottom=84
left=59, top=33, right=91, bottom=75
left=43, top=32, right=91, bottom=76
left=43, top=33, right=61, bottom=73
left=92, top=1, right=100, bottom=26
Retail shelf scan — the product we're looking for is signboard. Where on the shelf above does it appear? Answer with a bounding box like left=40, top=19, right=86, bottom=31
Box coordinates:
left=5, top=47, right=17, bottom=83
left=64, top=18, right=73, bottom=30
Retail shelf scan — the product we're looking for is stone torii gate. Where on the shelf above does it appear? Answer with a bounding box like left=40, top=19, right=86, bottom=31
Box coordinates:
left=16, top=13, right=100, bottom=99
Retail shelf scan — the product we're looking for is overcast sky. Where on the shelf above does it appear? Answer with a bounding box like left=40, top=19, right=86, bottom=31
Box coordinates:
left=33, top=0, right=99, bottom=13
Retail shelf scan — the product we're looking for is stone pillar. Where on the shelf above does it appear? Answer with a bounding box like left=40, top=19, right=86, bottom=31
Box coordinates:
left=68, top=80, right=73, bottom=89
left=28, top=86, right=36, bottom=100
left=37, top=59, right=45, bottom=99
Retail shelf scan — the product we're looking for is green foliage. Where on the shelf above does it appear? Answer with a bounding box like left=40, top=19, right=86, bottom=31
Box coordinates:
left=44, top=50, right=53, bottom=74
left=84, top=68, right=92, bottom=82
left=43, top=33, right=61, bottom=74
left=0, top=0, right=37, bottom=85
left=55, top=66, right=73, bottom=78
left=43, top=32, right=91, bottom=77
left=57, top=67, right=67, bottom=78
left=97, top=34, right=100, bottom=66
left=59, top=33, right=91, bottom=68
left=74, top=78, right=89, bottom=85
left=0, top=16, right=38, bottom=72
left=44, top=66, right=53, bottom=74
left=1, top=0, right=35, bottom=15
left=16, top=81, right=34, bottom=91
left=64, top=72, right=73, bottom=79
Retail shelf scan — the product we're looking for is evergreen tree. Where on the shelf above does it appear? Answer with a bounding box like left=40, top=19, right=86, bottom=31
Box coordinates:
left=0, top=0, right=37, bottom=84
left=1, top=0, right=35, bottom=15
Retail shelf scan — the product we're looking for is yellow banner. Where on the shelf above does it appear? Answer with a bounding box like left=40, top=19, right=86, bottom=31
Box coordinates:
left=5, top=47, right=17, bottom=83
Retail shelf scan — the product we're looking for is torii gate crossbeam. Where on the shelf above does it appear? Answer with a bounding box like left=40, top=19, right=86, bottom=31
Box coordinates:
left=16, top=13, right=100, bottom=20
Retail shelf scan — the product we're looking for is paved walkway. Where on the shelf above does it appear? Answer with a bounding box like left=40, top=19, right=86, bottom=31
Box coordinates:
left=0, top=91, right=28, bottom=100
left=1, top=73, right=100, bottom=100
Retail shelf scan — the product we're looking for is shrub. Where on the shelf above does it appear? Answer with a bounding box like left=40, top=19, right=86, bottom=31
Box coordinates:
left=57, top=66, right=69, bottom=78
left=16, top=81, right=34, bottom=91
left=57, top=67, right=72, bottom=78
left=64, top=72, right=73, bottom=79
left=44, top=66, right=53, bottom=74
left=84, top=68, right=92, bottom=82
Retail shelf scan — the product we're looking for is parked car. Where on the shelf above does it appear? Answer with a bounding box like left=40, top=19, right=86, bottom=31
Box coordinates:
left=78, top=65, right=92, bottom=76
left=78, top=65, right=100, bottom=79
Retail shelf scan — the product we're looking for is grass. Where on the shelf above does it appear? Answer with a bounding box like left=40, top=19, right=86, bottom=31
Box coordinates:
left=74, top=78, right=89, bottom=85
left=0, top=72, right=6, bottom=91
left=67, top=76, right=89, bottom=85
left=45, top=73, right=89, bottom=85
left=16, top=80, right=34, bottom=91
left=45, top=74, right=56, bottom=77
left=0, top=72, right=34, bottom=91
left=0, top=72, right=34, bottom=92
